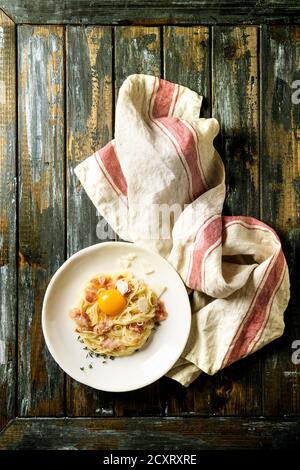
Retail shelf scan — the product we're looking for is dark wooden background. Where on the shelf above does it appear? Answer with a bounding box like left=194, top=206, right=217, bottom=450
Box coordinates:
left=0, top=1, right=300, bottom=449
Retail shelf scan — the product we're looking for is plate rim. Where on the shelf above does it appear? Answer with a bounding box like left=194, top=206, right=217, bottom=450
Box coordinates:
left=42, top=241, right=192, bottom=392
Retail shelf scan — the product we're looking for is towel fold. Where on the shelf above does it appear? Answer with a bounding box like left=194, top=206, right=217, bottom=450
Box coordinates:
left=75, top=74, right=290, bottom=386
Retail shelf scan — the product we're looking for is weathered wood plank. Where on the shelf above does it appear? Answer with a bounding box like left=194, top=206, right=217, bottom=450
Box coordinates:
left=164, top=26, right=210, bottom=117
left=114, top=26, right=161, bottom=99
left=66, top=25, right=114, bottom=416
left=67, top=26, right=114, bottom=255
left=261, top=25, right=300, bottom=416
left=113, top=26, right=163, bottom=416
left=2, top=1, right=300, bottom=25
left=163, top=26, right=212, bottom=414
left=0, top=10, right=16, bottom=432
left=212, top=26, right=261, bottom=415
left=18, top=26, right=65, bottom=416
left=1, top=417, right=300, bottom=450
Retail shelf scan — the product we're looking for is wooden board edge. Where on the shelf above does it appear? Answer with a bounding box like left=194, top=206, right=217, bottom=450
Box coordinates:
left=2, top=2, right=300, bottom=25
left=0, top=7, right=16, bottom=432
left=0, top=417, right=300, bottom=450
left=0, top=7, right=15, bottom=25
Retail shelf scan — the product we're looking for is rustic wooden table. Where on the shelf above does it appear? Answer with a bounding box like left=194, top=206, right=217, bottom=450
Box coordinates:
left=0, top=1, right=300, bottom=450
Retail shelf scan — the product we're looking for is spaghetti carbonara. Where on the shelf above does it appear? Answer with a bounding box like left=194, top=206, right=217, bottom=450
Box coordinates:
left=69, top=272, right=167, bottom=357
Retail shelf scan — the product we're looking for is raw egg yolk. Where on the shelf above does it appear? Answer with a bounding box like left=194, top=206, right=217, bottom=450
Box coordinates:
left=97, top=289, right=126, bottom=316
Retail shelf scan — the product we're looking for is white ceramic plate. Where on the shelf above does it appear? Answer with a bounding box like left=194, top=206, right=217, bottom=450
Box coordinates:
left=42, top=242, right=191, bottom=392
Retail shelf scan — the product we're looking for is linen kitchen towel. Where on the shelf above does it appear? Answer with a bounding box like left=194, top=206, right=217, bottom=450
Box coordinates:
left=75, top=74, right=290, bottom=386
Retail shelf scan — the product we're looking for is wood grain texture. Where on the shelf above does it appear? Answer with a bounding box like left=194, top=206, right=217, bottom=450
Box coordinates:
left=18, top=26, right=65, bottom=416
left=164, top=26, right=210, bottom=117
left=163, top=26, right=212, bottom=414
left=1, top=417, right=300, bottom=450
left=2, top=1, right=300, bottom=25
left=114, top=26, right=161, bottom=99
left=0, top=10, right=16, bottom=432
left=261, top=25, right=300, bottom=416
left=212, top=26, right=261, bottom=416
left=66, top=25, right=114, bottom=417
left=113, top=26, right=163, bottom=416
left=67, top=26, right=114, bottom=255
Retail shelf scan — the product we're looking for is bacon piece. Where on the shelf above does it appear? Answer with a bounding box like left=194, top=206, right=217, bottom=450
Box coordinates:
left=93, top=320, right=112, bottom=335
left=129, top=323, right=144, bottom=333
left=69, top=308, right=81, bottom=319
left=70, top=308, right=91, bottom=329
left=76, top=313, right=90, bottom=328
left=154, top=301, right=167, bottom=321
left=98, top=276, right=107, bottom=287
left=89, top=275, right=107, bottom=288
left=85, top=289, right=97, bottom=303
left=123, top=282, right=132, bottom=296
left=101, top=337, right=123, bottom=352
left=105, top=281, right=115, bottom=290
left=90, top=278, right=99, bottom=287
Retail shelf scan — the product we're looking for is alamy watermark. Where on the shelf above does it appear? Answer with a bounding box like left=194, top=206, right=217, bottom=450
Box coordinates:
left=95, top=202, right=212, bottom=242
left=291, top=340, right=300, bottom=365
left=291, top=80, right=300, bottom=104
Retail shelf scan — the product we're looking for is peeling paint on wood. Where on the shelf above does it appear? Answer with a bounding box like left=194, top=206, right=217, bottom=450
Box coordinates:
left=1, top=417, right=300, bottom=450
left=18, top=25, right=65, bottom=416
left=261, top=25, right=300, bottom=416
left=164, top=26, right=211, bottom=117
left=114, top=26, right=161, bottom=99
left=66, top=25, right=115, bottom=416
left=0, top=10, right=16, bottom=432
left=67, top=25, right=115, bottom=256
left=212, top=26, right=261, bottom=416
left=213, top=26, right=259, bottom=212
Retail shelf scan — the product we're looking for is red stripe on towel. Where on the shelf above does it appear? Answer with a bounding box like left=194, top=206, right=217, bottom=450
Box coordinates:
left=188, top=215, right=222, bottom=291
left=152, top=78, right=176, bottom=118
left=150, top=77, right=207, bottom=200
left=157, top=117, right=207, bottom=199
left=94, top=152, right=120, bottom=200
left=98, top=142, right=127, bottom=197
left=222, top=216, right=280, bottom=243
left=149, top=77, right=193, bottom=200
left=169, top=84, right=180, bottom=116
left=221, top=248, right=285, bottom=369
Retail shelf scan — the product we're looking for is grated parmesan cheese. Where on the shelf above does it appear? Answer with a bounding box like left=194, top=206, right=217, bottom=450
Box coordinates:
left=116, top=280, right=129, bottom=295
left=140, top=259, right=155, bottom=275
left=137, top=296, right=149, bottom=313
left=119, top=253, right=137, bottom=268
left=151, top=282, right=167, bottom=298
